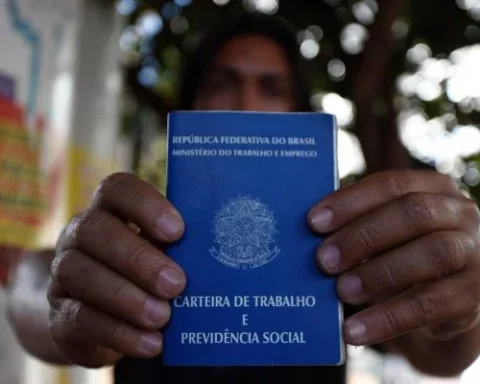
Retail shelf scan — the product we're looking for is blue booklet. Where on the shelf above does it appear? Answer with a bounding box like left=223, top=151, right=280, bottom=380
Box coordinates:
left=163, top=111, right=344, bottom=367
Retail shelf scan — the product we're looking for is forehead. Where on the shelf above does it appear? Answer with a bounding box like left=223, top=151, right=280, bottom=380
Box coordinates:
left=210, top=34, right=292, bottom=75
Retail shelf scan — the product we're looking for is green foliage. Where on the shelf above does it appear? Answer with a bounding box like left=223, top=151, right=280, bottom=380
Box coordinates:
left=118, top=0, right=480, bottom=200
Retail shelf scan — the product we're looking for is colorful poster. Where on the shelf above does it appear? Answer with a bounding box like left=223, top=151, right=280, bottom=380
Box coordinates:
left=0, top=93, right=50, bottom=250
left=0, top=0, right=72, bottom=253
left=0, top=0, right=122, bottom=383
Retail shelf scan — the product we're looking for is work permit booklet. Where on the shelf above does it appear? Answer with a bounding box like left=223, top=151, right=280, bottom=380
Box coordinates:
left=162, top=111, right=344, bottom=367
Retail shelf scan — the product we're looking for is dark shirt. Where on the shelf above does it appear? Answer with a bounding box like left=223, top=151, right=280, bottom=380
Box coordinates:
left=113, top=305, right=380, bottom=384
left=114, top=360, right=347, bottom=384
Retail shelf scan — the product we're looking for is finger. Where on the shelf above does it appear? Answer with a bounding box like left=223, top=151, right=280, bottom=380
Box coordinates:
left=50, top=298, right=163, bottom=361
left=308, top=170, right=463, bottom=233
left=337, top=230, right=475, bottom=305
left=90, top=172, right=184, bottom=242
left=343, top=271, right=480, bottom=346
left=59, top=210, right=186, bottom=299
left=316, top=193, right=475, bottom=274
left=424, top=310, right=480, bottom=341
left=49, top=249, right=171, bottom=330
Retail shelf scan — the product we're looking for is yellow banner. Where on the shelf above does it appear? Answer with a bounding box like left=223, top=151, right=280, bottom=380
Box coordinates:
left=66, top=146, right=115, bottom=220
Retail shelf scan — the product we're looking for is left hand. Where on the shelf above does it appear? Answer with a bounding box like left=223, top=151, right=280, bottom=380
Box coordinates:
left=308, top=170, right=480, bottom=346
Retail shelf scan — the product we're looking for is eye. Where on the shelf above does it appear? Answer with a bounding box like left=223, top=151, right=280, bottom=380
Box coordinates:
left=260, top=75, right=291, bottom=98
left=203, top=70, right=237, bottom=92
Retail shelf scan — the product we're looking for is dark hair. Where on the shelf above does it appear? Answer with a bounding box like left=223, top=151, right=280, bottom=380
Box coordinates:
left=177, top=13, right=313, bottom=112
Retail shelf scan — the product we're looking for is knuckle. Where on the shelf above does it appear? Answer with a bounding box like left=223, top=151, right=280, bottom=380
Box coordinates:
left=107, top=321, right=130, bottom=344
left=70, top=300, right=84, bottom=328
left=411, top=293, right=438, bottom=324
left=125, top=240, right=151, bottom=267
left=121, top=241, right=166, bottom=293
left=378, top=259, right=399, bottom=290
left=402, top=193, right=439, bottom=230
left=430, top=232, right=469, bottom=273
left=50, top=250, right=76, bottom=286
left=380, top=306, right=402, bottom=336
left=69, top=212, right=91, bottom=245
left=46, top=278, right=62, bottom=307
left=74, top=210, right=109, bottom=248
left=58, top=213, right=86, bottom=248
left=382, top=172, right=413, bottom=199
left=50, top=299, right=82, bottom=341
left=94, top=173, right=148, bottom=214
left=353, top=223, right=379, bottom=251
left=111, top=279, right=130, bottom=302
left=93, top=172, right=133, bottom=203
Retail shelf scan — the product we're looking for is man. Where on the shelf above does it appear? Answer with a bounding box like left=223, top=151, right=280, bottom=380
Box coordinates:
left=7, top=13, right=480, bottom=384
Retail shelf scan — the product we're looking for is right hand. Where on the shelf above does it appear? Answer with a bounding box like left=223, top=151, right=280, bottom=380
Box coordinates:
left=47, top=173, right=187, bottom=368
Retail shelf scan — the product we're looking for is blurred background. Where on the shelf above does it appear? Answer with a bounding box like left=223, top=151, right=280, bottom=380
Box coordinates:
left=0, top=0, right=479, bottom=383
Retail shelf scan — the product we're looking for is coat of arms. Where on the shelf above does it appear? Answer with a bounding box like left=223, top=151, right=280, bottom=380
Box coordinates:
left=209, top=195, right=280, bottom=269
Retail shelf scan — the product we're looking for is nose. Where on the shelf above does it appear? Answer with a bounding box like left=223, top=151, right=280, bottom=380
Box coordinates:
left=237, top=79, right=264, bottom=111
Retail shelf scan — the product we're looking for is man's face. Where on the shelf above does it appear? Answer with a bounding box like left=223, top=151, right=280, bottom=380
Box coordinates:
left=193, top=34, right=295, bottom=112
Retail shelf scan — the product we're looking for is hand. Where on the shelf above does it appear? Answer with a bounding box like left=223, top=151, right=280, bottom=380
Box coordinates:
left=47, top=173, right=186, bottom=367
left=308, top=170, right=480, bottom=346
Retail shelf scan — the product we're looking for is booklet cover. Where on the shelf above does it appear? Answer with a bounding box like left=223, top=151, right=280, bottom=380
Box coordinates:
left=162, top=111, right=344, bottom=367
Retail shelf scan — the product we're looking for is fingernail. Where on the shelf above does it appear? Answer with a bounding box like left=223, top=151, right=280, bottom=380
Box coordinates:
left=139, top=333, right=163, bottom=354
left=159, top=267, right=185, bottom=292
left=157, top=211, right=183, bottom=238
left=144, top=298, right=168, bottom=324
left=345, top=319, right=367, bottom=344
left=317, top=245, right=341, bottom=272
left=338, top=275, right=363, bottom=300
left=310, top=208, right=333, bottom=232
